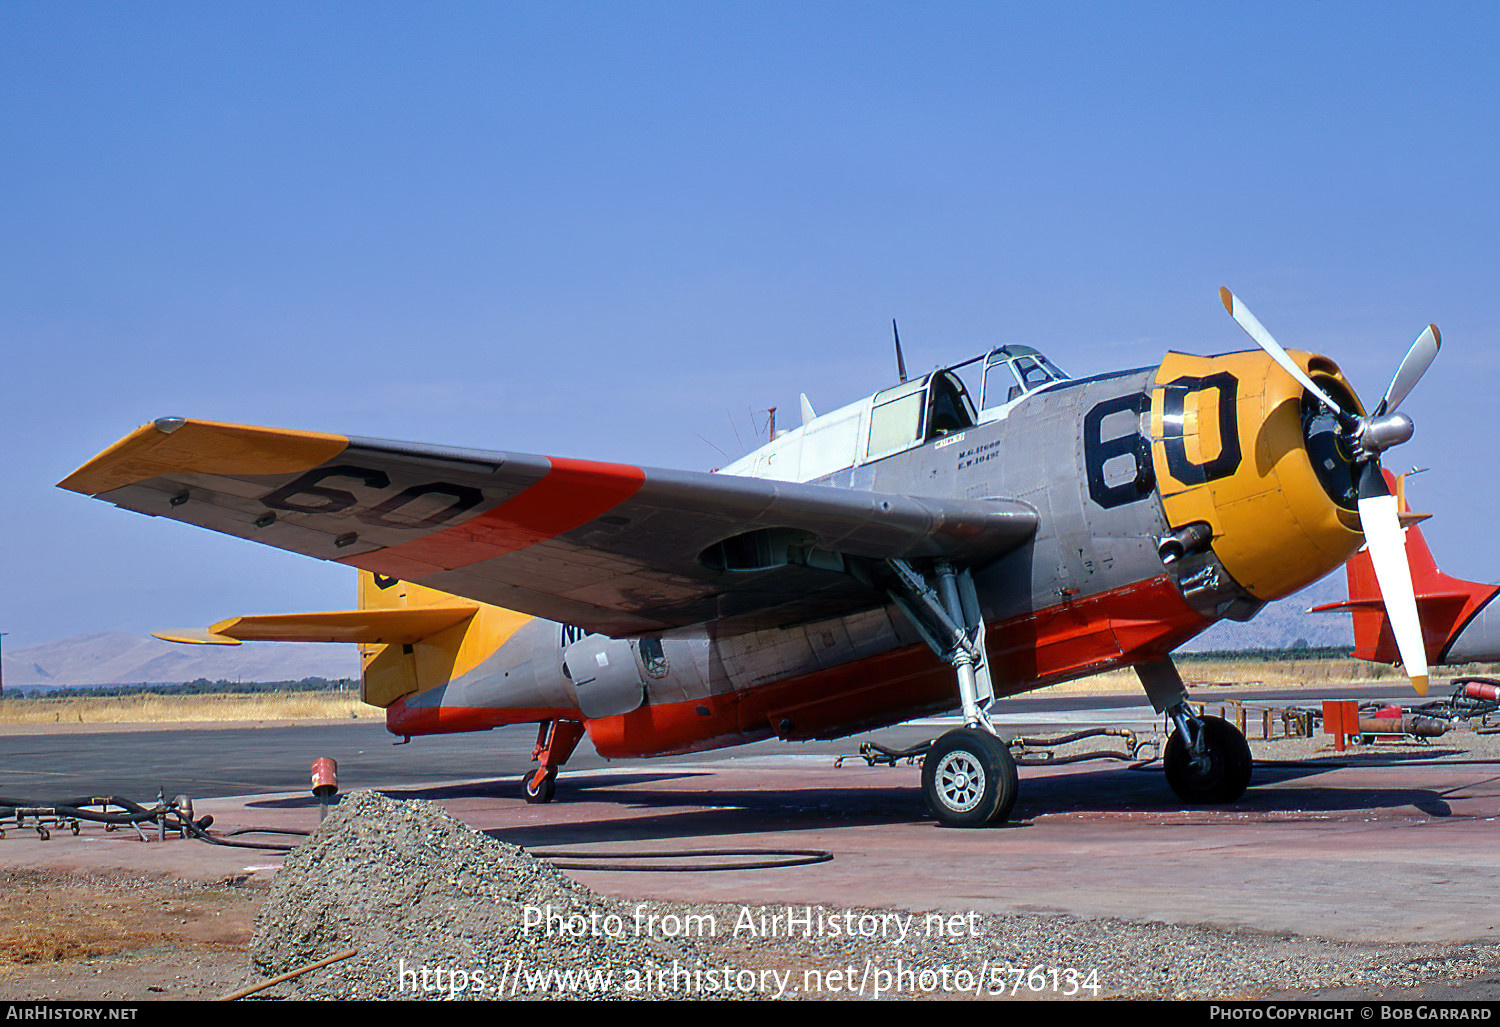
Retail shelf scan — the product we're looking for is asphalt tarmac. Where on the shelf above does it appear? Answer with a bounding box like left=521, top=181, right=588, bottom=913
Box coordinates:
left=3, top=682, right=1500, bottom=1001
left=0, top=683, right=1410, bottom=802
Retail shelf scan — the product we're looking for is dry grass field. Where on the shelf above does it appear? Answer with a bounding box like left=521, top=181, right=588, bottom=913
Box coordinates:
left=1067, top=654, right=1500, bottom=694
left=3, top=656, right=1495, bottom=727
left=0, top=690, right=382, bottom=726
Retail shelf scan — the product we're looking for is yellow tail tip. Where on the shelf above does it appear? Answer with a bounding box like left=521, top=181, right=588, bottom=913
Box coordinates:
left=154, top=629, right=242, bottom=646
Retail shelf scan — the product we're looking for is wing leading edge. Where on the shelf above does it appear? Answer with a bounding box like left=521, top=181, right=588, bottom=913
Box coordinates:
left=62, top=417, right=1039, bottom=636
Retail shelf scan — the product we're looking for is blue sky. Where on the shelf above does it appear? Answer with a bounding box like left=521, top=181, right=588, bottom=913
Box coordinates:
left=3, top=3, right=1496, bottom=649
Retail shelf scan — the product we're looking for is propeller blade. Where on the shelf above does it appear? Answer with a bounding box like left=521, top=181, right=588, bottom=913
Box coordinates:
left=1377, top=324, right=1441, bottom=415
left=1219, top=288, right=1356, bottom=425
left=1355, top=465, right=1429, bottom=694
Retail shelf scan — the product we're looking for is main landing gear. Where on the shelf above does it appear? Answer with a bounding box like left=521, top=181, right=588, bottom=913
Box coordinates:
left=520, top=720, right=584, bottom=804
left=916, top=705, right=1252, bottom=825
left=1140, top=658, right=1252, bottom=805
left=1162, top=712, right=1252, bottom=804
left=875, top=558, right=1018, bottom=827
left=895, top=611, right=1254, bottom=824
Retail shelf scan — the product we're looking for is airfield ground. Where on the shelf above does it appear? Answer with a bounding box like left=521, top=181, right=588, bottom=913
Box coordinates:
left=2, top=682, right=1500, bottom=1001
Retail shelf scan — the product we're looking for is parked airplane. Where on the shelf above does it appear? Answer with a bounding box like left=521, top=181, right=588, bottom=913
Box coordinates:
left=59, top=290, right=1442, bottom=826
left=1314, top=477, right=1500, bottom=665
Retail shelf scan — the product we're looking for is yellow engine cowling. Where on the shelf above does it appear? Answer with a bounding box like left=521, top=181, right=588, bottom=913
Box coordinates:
left=1149, top=349, right=1366, bottom=602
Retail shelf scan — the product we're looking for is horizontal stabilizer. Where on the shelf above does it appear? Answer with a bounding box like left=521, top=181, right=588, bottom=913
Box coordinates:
left=1310, top=593, right=1474, bottom=615
left=155, top=606, right=478, bottom=646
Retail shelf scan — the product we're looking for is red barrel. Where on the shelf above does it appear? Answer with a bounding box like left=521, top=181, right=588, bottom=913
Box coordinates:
left=311, top=757, right=338, bottom=799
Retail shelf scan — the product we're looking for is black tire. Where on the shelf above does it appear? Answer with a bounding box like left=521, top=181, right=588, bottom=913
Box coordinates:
left=522, top=769, right=556, bottom=804
left=921, top=728, right=1019, bottom=827
left=1163, top=716, right=1252, bottom=804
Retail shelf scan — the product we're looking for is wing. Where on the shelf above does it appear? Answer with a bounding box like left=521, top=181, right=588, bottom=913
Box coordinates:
left=61, top=417, right=1039, bottom=636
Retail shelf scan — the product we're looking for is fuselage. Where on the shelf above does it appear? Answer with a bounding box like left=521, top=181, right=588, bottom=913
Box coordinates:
left=384, top=344, right=1370, bottom=757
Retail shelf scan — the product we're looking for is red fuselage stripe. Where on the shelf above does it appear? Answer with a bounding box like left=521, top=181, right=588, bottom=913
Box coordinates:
left=586, top=574, right=1206, bottom=757
left=386, top=575, right=1209, bottom=757
left=345, top=457, right=646, bottom=578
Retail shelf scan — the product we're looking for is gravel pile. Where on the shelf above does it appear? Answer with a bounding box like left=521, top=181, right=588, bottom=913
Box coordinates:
left=248, top=790, right=1500, bottom=1000
left=251, top=790, right=699, bottom=999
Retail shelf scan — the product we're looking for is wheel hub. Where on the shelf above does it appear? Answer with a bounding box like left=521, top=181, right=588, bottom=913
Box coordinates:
left=935, top=752, right=985, bottom=813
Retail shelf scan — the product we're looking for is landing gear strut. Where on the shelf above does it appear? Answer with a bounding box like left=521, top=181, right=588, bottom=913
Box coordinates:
left=874, top=558, right=1018, bottom=827
left=521, top=720, right=584, bottom=804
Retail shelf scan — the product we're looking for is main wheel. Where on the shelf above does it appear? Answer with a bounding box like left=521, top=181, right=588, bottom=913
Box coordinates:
left=921, top=728, right=1019, bottom=827
left=521, top=768, right=556, bottom=804
left=1163, top=715, right=1252, bottom=804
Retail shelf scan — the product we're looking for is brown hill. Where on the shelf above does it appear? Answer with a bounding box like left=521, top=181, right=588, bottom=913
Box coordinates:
left=1, top=631, right=357, bottom=690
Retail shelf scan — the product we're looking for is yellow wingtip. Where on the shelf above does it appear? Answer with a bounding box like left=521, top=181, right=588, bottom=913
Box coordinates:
left=60, top=418, right=348, bottom=496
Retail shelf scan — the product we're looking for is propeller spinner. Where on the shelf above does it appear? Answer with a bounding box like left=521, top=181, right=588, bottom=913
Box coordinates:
left=1219, top=288, right=1441, bottom=693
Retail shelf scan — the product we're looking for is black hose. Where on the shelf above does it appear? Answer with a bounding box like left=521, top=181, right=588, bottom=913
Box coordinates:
left=0, top=793, right=307, bottom=851
left=532, top=847, right=834, bottom=872
left=184, top=820, right=309, bottom=852
left=1016, top=749, right=1138, bottom=766
left=2, top=794, right=835, bottom=868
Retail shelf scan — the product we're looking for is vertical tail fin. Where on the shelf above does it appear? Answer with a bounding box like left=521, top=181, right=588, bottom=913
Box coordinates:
left=356, top=572, right=532, bottom=708
left=1324, top=486, right=1498, bottom=665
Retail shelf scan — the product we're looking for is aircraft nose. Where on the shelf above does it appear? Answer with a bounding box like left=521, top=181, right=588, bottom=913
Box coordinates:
left=1148, top=348, right=1365, bottom=603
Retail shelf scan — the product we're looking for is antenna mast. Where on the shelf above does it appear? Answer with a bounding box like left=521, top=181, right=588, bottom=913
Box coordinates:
left=892, top=319, right=908, bottom=383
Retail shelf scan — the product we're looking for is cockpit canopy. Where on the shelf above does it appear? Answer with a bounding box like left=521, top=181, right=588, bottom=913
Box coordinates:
left=977, top=345, right=1070, bottom=410
left=864, top=345, right=1070, bottom=461
left=720, top=344, right=1072, bottom=484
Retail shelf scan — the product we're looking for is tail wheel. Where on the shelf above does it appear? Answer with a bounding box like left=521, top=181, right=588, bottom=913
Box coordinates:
left=921, top=728, right=1018, bottom=827
left=1163, top=715, right=1252, bottom=804
left=521, top=768, right=556, bottom=804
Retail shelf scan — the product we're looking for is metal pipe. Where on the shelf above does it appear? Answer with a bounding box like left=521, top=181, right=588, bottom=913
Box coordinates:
left=217, top=949, right=358, bottom=1001
left=1356, top=715, right=1449, bottom=738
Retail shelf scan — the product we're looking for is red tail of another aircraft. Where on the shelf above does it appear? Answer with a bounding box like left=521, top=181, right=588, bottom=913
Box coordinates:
left=1314, top=480, right=1499, bottom=665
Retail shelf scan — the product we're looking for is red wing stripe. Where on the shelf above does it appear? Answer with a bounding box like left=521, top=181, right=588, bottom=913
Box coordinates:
left=342, top=457, right=645, bottom=578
